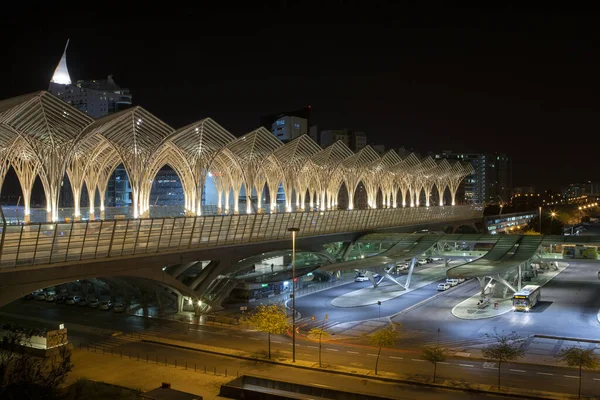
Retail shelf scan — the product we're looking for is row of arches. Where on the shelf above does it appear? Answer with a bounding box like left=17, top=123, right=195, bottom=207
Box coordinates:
left=0, top=91, right=474, bottom=222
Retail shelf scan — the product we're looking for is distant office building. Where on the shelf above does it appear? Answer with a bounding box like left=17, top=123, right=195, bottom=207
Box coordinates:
left=308, top=125, right=319, bottom=143
left=513, top=186, right=536, bottom=195
left=583, top=181, right=600, bottom=196
left=261, top=107, right=311, bottom=143
left=433, top=151, right=512, bottom=205
left=371, top=144, right=386, bottom=155
left=149, top=167, right=186, bottom=207
left=562, top=183, right=584, bottom=199
left=320, top=129, right=367, bottom=152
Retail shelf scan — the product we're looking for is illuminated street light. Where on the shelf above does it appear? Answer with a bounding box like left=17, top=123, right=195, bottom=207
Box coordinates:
left=287, top=226, right=300, bottom=363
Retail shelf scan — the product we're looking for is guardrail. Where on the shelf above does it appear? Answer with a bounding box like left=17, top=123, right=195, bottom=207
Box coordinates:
left=0, top=205, right=482, bottom=268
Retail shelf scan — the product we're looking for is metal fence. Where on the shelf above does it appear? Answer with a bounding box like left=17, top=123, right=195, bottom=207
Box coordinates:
left=0, top=205, right=482, bottom=268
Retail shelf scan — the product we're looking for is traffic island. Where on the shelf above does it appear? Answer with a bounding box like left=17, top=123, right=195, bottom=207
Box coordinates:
left=451, top=262, right=569, bottom=320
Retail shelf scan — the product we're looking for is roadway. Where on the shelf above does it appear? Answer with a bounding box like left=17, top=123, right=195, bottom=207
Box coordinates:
left=4, top=259, right=600, bottom=397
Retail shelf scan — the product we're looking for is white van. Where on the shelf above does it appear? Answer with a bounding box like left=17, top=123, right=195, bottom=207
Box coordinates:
left=446, top=278, right=459, bottom=287
left=437, top=282, right=451, bottom=291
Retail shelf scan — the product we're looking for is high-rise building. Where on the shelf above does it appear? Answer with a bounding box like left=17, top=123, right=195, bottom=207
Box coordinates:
left=433, top=151, right=512, bottom=205
left=319, top=129, right=367, bottom=151
left=49, top=41, right=132, bottom=118
left=261, top=106, right=312, bottom=143
left=48, top=40, right=138, bottom=210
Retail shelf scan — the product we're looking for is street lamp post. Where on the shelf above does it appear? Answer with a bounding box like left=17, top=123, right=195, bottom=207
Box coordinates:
left=538, top=206, right=542, bottom=233
left=288, top=227, right=300, bottom=363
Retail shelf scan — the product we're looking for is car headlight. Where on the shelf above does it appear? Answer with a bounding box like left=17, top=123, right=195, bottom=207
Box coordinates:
left=525, top=307, right=530, bottom=312
left=512, top=306, right=516, bottom=310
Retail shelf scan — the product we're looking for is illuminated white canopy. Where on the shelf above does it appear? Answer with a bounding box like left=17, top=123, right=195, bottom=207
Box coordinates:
left=50, top=39, right=72, bottom=85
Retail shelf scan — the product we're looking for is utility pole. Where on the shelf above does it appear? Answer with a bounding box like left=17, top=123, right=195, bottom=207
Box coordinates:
left=288, top=227, right=299, bottom=362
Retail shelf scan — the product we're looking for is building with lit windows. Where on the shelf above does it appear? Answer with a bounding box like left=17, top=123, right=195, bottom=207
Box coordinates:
left=433, top=151, right=512, bottom=205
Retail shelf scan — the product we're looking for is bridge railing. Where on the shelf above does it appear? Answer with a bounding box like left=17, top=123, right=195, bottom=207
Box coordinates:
left=0, top=205, right=482, bottom=268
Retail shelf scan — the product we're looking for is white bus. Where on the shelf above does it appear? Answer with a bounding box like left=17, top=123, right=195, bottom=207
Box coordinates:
left=512, top=285, right=541, bottom=312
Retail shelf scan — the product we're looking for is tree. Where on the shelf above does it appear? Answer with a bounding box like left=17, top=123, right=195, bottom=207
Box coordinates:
left=557, top=346, right=600, bottom=399
left=482, top=330, right=525, bottom=391
left=242, top=304, right=289, bottom=359
left=308, top=327, right=330, bottom=367
left=421, top=345, right=448, bottom=383
left=366, top=323, right=400, bottom=375
left=0, top=330, right=73, bottom=400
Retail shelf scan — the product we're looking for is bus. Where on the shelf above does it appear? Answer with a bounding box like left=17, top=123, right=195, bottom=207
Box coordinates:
left=512, top=285, right=541, bottom=312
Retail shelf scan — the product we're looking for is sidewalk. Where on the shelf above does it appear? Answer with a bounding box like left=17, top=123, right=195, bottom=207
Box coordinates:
left=73, top=335, right=587, bottom=400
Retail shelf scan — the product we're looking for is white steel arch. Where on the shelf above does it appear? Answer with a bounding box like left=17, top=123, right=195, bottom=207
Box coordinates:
left=0, top=90, right=476, bottom=222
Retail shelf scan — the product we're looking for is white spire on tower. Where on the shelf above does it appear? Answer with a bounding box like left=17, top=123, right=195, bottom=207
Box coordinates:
left=50, top=39, right=72, bottom=85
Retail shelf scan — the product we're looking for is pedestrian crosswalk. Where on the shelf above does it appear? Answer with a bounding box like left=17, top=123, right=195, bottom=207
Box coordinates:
left=84, top=333, right=141, bottom=351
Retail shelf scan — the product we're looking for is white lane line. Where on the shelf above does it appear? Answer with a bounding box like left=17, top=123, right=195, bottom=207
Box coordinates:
left=593, top=378, right=600, bottom=381
left=232, top=335, right=242, bottom=338
left=280, top=350, right=291, bottom=353
left=189, top=328, right=227, bottom=335
left=438, top=362, right=450, bottom=365
left=389, top=356, right=403, bottom=360
left=311, top=383, right=332, bottom=388
left=347, top=351, right=359, bottom=354
left=271, top=341, right=282, bottom=343
left=460, top=364, right=474, bottom=368
left=307, top=345, right=318, bottom=349
left=564, top=375, right=580, bottom=379
left=326, top=348, right=338, bottom=352
left=249, top=338, right=260, bottom=341
left=484, top=366, right=499, bottom=370
left=510, top=369, right=526, bottom=373
left=411, top=359, right=426, bottom=362
left=367, top=354, right=378, bottom=357
left=537, top=372, right=554, bottom=376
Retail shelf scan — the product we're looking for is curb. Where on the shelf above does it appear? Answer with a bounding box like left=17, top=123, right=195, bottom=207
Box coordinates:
left=140, top=339, right=575, bottom=400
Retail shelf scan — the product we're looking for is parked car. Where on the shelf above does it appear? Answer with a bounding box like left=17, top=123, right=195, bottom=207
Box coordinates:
left=437, top=282, right=451, bottom=291
left=99, top=301, right=113, bottom=310
left=24, top=292, right=36, bottom=300
left=417, top=259, right=428, bottom=266
left=56, top=295, right=67, bottom=304
left=355, top=275, right=369, bottom=282
left=88, top=298, right=100, bottom=308
left=113, top=303, right=125, bottom=313
left=446, top=278, right=459, bottom=287
left=77, top=298, right=88, bottom=307
left=429, top=256, right=444, bottom=262
left=45, top=294, right=56, bottom=302
left=35, top=292, right=47, bottom=301
left=66, top=296, right=80, bottom=305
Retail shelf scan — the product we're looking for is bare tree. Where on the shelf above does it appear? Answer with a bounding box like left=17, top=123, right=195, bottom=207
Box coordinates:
left=308, top=327, right=330, bottom=368
left=557, top=346, right=599, bottom=399
left=481, top=329, right=525, bottom=391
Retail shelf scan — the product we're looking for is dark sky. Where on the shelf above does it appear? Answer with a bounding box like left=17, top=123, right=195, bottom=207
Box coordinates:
left=2, top=3, right=599, bottom=190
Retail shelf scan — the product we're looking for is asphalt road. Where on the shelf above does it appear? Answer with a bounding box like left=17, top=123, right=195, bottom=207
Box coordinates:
left=5, top=299, right=600, bottom=398
left=294, top=261, right=449, bottom=323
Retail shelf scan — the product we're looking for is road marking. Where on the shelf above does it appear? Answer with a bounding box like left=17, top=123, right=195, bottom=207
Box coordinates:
left=281, top=350, right=291, bottom=353
left=593, top=378, right=600, bottom=381
left=189, top=328, right=227, bottom=335
left=249, top=338, right=260, bottom=341
left=311, top=383, right=331, bottom=388
left=272, top=341, right=282, bottom=343
left=367, top=354, right=378, bottom=357
left=510, top=369, right=526, bottom=373
left=438, top=362, right=450, bottom=365
left=232, top=335, right=242, bottom=338
left=347, top=351, right=359, bottom=354
left=411, top=359, right=426, bottom=362
left=459, top=364, right=474, bottom=368
left=326, top=348, right=338, bottom=352
left=307, top=345, right=318, bottom=349
left=483, top=366, right=499, bottom=370
left=389, top=356, right=403, bottom=360
left=537, top=372, right=553, bottom=376
left=564, top=375, right=580, bottom=379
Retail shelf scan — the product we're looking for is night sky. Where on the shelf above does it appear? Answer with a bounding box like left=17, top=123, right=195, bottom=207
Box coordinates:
left=2, top=4, right=599, bottom=191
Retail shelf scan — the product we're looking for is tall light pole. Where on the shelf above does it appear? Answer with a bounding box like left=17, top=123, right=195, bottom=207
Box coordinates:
left=538, top=206, right=542, bottom=233
left=288, top=227, right=299, bottom=362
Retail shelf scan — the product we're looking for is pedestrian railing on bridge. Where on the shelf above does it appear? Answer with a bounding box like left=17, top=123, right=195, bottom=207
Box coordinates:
left=0, top=205, right=482, bottom=268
